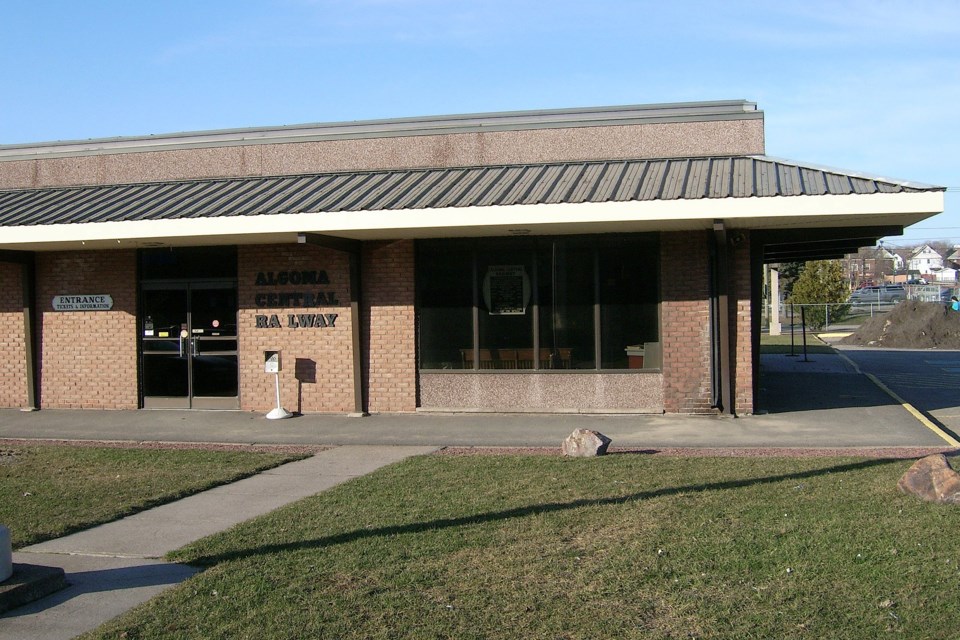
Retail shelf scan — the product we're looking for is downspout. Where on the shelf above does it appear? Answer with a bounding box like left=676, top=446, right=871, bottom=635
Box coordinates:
left=22, top=254, right=38, bottom=411
left=711, top=220, right=734, bottom=415
left=750, top=235, right=764, bottom=414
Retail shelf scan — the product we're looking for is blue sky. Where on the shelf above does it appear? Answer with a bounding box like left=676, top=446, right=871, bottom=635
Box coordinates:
left=2, top=0, right=957, bottom=246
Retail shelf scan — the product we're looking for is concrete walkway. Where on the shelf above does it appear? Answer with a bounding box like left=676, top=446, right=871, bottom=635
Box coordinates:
left=0, top=445, right=438, bottom=640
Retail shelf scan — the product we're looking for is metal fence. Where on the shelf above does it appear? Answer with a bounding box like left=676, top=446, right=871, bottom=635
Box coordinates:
left=765, top=302, right=894, bottom=332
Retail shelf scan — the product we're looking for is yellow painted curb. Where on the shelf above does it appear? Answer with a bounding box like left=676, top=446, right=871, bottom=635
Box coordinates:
left=818, top=332, right=852, bottom=339
left=835, top=351, right=960, bottom=448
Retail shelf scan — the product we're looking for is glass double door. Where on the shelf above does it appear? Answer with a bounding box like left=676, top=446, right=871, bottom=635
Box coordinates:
left=141, top=281, right=239, bottom=409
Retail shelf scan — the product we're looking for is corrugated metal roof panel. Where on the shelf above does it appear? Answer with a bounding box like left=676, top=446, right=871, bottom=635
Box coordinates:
left=849, top=177, right=878, bottom=195
left=732, top=157, right=754, bottom=197
left=637, top=160, right=667, bottom=200
left=474, top=166, right=525, bottom=207
left=710, top=157, right=732, bottom=198
left=755, top=159, right=775, bottom=197
left=683, top=158, right=710, bottom=199
left=800, top=168, right=827, bottom=196
left=824, top=172, right=851, bottom=195
left=591, top=161, right=625, bottom=201
left=777, top=164, right=802, bottom=197
left=0, top=155, right=943, bottom=228
left=612, top=161, right=647, bottom=201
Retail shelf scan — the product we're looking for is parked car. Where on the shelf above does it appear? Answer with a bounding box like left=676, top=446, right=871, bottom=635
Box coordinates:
left=907, top=278, right=927, bottom=285
left=848, top=284, right=906, bottom=303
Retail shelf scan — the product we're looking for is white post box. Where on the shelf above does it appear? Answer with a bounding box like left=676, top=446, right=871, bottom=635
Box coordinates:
left=264, top=350, right=281, bottom=374
left=264, top=350, right=291, bottom=419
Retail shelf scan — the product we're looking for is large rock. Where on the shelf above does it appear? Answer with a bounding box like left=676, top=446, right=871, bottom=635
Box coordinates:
left=562, top=429, right=611, bottom=457
left=897, top=454, right=960, bottom=504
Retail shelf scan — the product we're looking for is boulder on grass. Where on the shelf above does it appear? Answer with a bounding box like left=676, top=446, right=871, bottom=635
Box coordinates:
left=897, top=454, right=960, bottom=504
left=562, top=429, right=611, bottom=457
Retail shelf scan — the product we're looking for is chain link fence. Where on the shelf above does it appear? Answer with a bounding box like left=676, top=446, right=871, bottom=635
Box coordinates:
left=765, top=302, right=895, bottom=333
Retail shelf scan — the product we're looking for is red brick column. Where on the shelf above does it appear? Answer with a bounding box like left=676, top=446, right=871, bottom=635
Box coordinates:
left=0, top=262, right=28, bottom=408
left=35, top=251, right=138, bottom=409
left=660, top=232, right=714, bottom=413
left=362, top=240, right=417, bottom=413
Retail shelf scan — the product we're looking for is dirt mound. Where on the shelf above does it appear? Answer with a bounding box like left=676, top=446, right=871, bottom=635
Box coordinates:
left=841, top=301, right=960, bottom=349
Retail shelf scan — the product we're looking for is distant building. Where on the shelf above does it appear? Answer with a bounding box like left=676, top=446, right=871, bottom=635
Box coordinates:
left=908, top=244, right=945, bottom=278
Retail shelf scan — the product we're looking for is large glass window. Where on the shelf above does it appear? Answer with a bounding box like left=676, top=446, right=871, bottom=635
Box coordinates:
left=417, top=234, right=659, bottom=371
left=477, top=245, right=534, bottom=369
left=417, top=241, right=474, bottom=369
left=538, top=239, right=595, bottom=369
left=599, top=240, right=660, bottom=369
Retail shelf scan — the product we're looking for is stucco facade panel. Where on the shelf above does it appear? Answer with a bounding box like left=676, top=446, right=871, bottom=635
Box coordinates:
left=1, top=119, right=764, bottom=190
left=101, top=146, right=249, bottom=185
left=418, top=372, right=664, bottom=413
left=0, top=160, right=37, bottom=190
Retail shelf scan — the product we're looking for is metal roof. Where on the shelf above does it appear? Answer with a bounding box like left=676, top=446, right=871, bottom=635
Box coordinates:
left=0, top=156, right=943, bottom=228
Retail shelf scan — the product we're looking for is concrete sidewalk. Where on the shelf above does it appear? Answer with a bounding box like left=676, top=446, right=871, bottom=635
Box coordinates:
left=1, top=445, right=438, bottom=640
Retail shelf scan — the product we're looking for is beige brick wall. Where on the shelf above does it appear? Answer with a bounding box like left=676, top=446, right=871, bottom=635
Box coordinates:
left=362, top=240, right=417, bottom=413
left=35, top=251, right=138, bottom=409
left=733, top=233, right=754, bottom=414
left=238, top=244, right=355, bottom=413
left=0, top=262, right=28, bottom=408
left=660, top=231, right=714, bottom=413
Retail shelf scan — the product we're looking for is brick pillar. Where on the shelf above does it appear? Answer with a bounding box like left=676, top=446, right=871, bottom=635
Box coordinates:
left=0, top=262, right=28, bottom=408
left=362, top=240, right=417, bottom=413
left=660, top=232, right=714, bottom=413
left=732, top=232, right=754, bottom=414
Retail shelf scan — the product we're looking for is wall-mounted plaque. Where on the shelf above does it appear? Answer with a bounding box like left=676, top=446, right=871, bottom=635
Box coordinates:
left=52, top=295, right=113, bottom=311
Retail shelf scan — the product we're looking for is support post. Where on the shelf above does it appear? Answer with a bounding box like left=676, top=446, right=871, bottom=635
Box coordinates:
left=712, top=220, right=734, bottom=415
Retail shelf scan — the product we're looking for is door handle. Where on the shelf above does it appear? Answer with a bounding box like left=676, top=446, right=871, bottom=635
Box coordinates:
left=179, top=336, right=185, bottom=358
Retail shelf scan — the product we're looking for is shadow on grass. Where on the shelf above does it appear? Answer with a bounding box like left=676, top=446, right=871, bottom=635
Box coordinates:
left=185, top=457, right=904, bottom=567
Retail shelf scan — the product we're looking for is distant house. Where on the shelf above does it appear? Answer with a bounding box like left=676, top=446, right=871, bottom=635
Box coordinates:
left=947, top=248, right=960, bottom=269
left=908, top=244, right=944, bottom=276
left=880, top=247, right=904, bottom=271
left=933, top=267, right=958, bottom=283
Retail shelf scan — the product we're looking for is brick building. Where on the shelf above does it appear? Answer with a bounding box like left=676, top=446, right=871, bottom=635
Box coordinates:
left=0, top=101, right=944, bottom=416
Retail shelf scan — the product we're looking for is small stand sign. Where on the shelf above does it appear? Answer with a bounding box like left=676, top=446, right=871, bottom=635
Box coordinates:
left=264, top=351, right=292, bottom=420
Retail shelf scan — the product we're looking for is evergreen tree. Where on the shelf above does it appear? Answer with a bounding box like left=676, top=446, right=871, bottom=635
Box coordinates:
left=786, top=260, right=850, bottom=329
left=775, top=261, right=805, bottom=297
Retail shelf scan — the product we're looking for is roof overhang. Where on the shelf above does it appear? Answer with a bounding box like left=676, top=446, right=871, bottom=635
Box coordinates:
left=0, top=190, right=942, bottom=252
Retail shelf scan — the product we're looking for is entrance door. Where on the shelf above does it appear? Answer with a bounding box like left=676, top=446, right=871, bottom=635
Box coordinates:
left=141, top=281, right=239, bottom=409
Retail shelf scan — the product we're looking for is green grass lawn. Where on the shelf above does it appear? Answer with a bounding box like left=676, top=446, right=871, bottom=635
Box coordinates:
left=0, top=445, right=305, bottom=548
left=85, top=454, right=960, bottom=640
